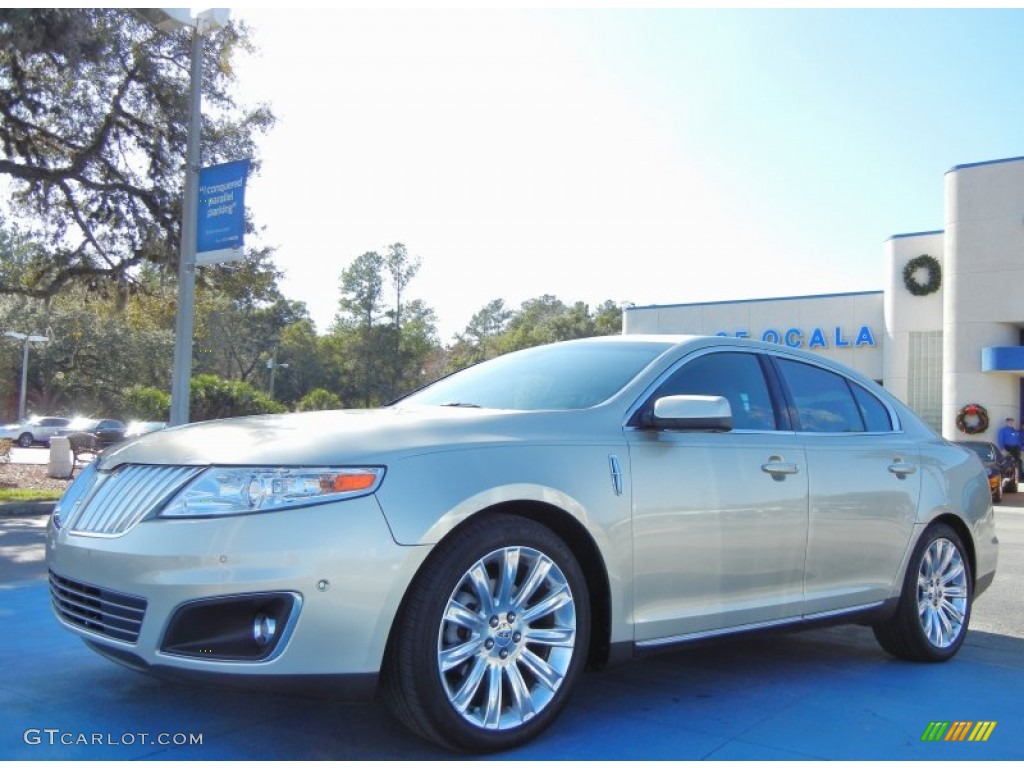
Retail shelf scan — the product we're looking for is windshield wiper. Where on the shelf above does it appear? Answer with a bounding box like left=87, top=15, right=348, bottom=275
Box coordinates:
left=439, top=402, right=482, bottom=408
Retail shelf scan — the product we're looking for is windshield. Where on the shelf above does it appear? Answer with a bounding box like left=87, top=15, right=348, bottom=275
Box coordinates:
left=401, top=340, right=673, bottom=411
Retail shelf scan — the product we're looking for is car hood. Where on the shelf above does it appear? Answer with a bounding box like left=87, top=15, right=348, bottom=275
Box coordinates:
left=98, top=406, right=610, bottom=470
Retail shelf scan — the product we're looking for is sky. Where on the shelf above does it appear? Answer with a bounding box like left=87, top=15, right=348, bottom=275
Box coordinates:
left=228, top=6, right=1024, bottom=341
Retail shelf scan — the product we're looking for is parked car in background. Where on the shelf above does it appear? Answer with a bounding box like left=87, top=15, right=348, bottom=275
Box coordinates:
left=958, top=440, right=1018, bottom=502
left=124, top=421, right=168, bottom=440
left=0, top=416, right=71, bottom=447
left=53, top=417, right=127, bottom=448
left=47, top=336, right=998, bottom=753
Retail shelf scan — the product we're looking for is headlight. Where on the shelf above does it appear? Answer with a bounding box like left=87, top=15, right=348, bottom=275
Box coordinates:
left=159, top=466, right=385, bottom=518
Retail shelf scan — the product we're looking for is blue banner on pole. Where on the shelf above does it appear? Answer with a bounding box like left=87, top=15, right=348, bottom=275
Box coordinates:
left=197, top=159, right=250, bottom=254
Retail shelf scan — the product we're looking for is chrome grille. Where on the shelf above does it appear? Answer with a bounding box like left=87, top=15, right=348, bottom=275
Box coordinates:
left=68, top=465, right=202, bottom=536
left=49, top=570, right=147, bottom=643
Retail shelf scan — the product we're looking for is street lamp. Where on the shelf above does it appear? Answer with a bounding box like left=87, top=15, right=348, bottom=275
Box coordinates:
left=135, top=8, right=229, bottom=426
left=3, top=331, right=49, bottom=422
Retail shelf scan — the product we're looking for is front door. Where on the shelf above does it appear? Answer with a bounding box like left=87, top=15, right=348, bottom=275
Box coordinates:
left=626, top=350, right=808, bottom=644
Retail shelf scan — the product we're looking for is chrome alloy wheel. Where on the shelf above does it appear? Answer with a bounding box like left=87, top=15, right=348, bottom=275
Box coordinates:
left=437, top=545, right=578, bottom=731
left=916, top=536, right=968, bottom=648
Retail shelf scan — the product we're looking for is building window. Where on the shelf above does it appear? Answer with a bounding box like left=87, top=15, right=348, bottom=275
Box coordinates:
left=909, top=331, right=943, bottom=431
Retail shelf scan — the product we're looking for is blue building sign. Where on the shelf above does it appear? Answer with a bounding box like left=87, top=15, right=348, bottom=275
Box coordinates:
left=716, top=326, right=876, bottom=349
left=196, top=159, right=250, bottom=259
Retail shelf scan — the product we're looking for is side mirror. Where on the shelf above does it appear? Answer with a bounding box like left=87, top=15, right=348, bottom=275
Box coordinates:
left=643, top=395, right=733, bottom=432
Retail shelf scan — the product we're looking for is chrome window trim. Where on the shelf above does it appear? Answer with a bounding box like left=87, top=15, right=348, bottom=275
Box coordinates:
left=622, top=344, right=905, bottom=436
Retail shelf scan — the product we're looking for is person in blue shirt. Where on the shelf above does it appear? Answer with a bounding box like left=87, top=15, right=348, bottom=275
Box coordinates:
left=997, top=417, right=1022, bottom=475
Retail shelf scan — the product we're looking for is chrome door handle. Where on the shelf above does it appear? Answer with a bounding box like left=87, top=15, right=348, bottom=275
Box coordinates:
left=888, top=462, right=917, bottom=477
left=762, top=458, right=799, bottom=476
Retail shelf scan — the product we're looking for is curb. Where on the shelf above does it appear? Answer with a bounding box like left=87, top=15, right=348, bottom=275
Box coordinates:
left=0, top=501, right=57, bottom=518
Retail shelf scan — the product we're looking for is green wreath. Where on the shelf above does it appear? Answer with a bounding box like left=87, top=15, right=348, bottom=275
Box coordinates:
left=956, top=403, right=989, bottom=435
left=903, top=254, right=942, bottom=296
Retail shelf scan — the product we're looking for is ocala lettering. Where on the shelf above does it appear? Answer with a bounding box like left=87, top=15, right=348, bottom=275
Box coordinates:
left=716, top=326, right=876, bottom=349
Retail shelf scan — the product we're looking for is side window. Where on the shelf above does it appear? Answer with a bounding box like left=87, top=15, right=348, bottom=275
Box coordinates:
left=776, top=358, right=867, bottom=433
left=850, top=382, right=893, bottom=432
left=649, top=352, right=777, bottom=430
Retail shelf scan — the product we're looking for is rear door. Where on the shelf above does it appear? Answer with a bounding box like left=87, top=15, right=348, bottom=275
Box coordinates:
left=771, top=356, right=920, bottom=616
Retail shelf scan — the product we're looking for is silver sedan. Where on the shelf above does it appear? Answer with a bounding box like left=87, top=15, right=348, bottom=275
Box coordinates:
left=46, top=335, right=998, bottom=752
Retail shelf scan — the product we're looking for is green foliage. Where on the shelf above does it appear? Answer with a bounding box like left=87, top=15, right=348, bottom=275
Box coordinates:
left=190, top=374, right=286, bottom=422
left=175, top=248, right=312, bottom=397
left=114, top=376, right=287, bottom=423
left=332, top=244, right=437, bottom=406
left=296, top=388, right=342, bottom=412
left=271, top=319, right=337, bottom=406
left=0, top=278, right=176, bottom=418
left=120, top=385, right=170, bottom=421
left=2, top=197, right=625, bottom=419
left=448, top=296, right=623, bottom=373
left=336, top=251, right=386, bottom=331
left=0, top=8, right=274, bottom=301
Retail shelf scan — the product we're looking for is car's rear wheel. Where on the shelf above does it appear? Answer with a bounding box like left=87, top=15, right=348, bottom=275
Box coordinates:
left=382, top=513, right=590, bottom=753
left=17, top=432, right=32, bottom=448
left=872, top=522, right=972, bottom=662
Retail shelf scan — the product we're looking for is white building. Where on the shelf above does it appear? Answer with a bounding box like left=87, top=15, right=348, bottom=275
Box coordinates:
left=623, top=155, right=1024, bottom=442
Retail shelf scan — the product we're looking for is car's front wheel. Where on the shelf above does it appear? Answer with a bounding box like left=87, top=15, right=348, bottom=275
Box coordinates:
left=17, top=432, right=32, bottom=448
left=382, top=513, right=590, bottom=753
left=872, top=522, right=972, bottom=662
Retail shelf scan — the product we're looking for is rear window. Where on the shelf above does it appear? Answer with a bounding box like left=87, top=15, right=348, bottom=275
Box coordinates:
left=776, top=358, right=892, bottom=433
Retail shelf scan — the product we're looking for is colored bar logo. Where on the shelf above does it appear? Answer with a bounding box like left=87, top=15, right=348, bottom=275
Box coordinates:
left=921, top=721, right=997, bottom=742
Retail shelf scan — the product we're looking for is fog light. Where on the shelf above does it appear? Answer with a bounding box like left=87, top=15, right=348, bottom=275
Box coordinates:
left=162, top=593, right=298, bottom=660
left=253, top=613, right=277, bottom=647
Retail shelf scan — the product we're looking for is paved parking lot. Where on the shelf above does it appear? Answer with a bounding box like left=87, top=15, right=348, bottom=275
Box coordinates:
left=1, top=499, right=1021, bottom=760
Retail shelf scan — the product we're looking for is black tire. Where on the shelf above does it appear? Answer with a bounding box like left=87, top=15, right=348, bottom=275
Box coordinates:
left=17, top=433, right=32, bottom=448
left=1006, top=469, right=1018, bottom=494
left=872, top=523, right=972, bottom=662
left=382, top=513, right=591, bottom=753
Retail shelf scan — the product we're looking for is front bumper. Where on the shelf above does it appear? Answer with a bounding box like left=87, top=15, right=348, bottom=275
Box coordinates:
left=46, top=495, right=430, bottom=685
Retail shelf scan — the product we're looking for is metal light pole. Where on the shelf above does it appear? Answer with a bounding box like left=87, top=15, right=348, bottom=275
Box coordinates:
left=136, top=8, right=229, bottom=426
left=167, top=23, right=205, bottom=427
left=3, top=331, right=49, bottom=422
left=267, top=354, right=289, bottom=399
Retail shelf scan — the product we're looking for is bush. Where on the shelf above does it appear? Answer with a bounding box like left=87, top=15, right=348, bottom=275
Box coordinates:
left=296, top=388, right=343, bottom=412
left=119, top=376, right=287, bottom=423
left=189, top=374, right=286, bottom=421
left=121, top=385, right=171, bottom=421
